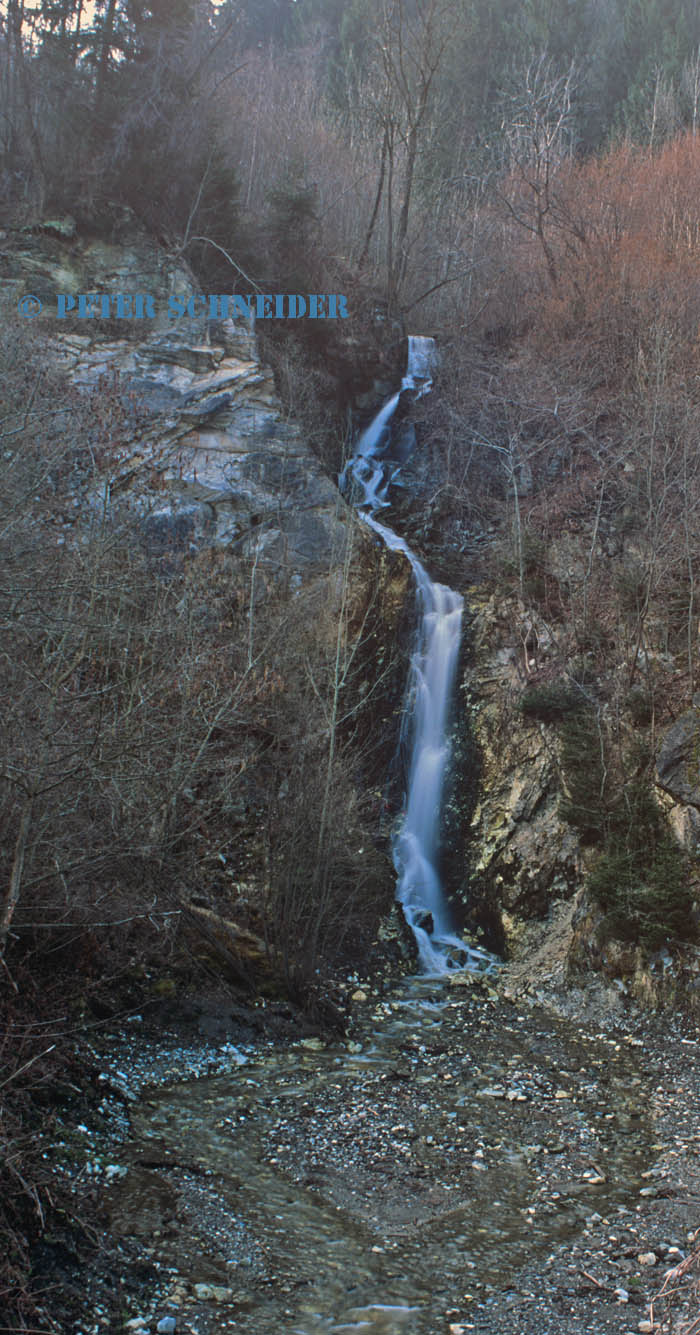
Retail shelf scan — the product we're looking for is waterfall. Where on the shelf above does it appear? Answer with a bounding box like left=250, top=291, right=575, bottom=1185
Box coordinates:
left=342, top=338, right=494, bottom=975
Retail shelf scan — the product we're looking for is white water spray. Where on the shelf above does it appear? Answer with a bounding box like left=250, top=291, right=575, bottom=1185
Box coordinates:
left=342, top=338, right=494, bottom=974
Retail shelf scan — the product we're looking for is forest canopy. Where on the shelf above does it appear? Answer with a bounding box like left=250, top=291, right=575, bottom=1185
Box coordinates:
left=5, top=0, right=700, bottom=320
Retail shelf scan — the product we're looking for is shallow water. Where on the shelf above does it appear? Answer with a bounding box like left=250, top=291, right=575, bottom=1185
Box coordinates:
left=111, top=979, right=655, bottom=1334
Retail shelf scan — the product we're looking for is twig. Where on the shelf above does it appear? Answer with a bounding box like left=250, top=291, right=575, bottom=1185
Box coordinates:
left=0, top=1045, right=56, bottom=1092
left=1, top=955, right=19, bottom=994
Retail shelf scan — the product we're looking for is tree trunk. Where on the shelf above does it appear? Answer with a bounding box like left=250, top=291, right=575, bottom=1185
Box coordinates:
left=9, top=0, right=47, bottom=208
left=359, top=123, right=389, bottom=268
left=94, top=0, right=118, bottom=126
left=0, top=794, right=34, bottom=959
left=393, top=120, right=419, bottom=294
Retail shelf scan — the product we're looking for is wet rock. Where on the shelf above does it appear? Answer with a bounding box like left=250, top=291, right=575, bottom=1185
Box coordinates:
left=193, top=1284, right=215, bottom=1300
left=192, top=1284, right=233, bottom=1303
left=156, top=1319, right=177, bottom=1334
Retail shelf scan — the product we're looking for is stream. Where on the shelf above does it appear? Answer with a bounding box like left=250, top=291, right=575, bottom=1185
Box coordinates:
left=102, top=977, right=660, bottom=1335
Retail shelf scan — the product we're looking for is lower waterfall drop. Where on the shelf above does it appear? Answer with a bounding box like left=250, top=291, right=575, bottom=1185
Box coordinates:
left=342, top=337, right=494, bottom=974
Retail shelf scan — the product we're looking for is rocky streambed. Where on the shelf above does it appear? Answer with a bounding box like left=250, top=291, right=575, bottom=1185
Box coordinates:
left=47, top=976, right=700, bottom=1335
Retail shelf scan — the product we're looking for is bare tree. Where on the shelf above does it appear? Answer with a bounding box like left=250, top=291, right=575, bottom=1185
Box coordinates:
left=682, top=46, right=700, bottom=135
left=356, top=0, right=454, bottom=312
left=500, top=53, right=579, bottom=288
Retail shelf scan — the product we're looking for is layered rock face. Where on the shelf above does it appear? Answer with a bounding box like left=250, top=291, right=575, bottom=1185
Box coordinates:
left=655, top=708, right=700, bottom=853
left=462, top=586, right=700, bottom=1006
left=3, top=214, right=356, bottom=580
left=464, top=593, right=582, bottom=944
left=51, top=320, right=352, bottom=576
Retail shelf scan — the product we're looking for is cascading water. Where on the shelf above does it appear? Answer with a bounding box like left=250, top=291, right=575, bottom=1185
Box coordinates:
left=342, top=337, right=494, bottom=974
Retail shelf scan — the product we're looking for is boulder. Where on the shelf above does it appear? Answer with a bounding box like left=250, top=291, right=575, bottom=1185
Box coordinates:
left=656, top=709, right=700, bottom=808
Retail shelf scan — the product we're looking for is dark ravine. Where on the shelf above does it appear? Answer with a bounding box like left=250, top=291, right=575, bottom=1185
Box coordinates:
left=341, top=337, right=495, bottom=976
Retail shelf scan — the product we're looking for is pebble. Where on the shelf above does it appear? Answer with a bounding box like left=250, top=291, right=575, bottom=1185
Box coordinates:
left=156, top=1320, right=177, bottom=1335
left=637, top=1252, right=657, bottom=1266
left=104, top=1164, right=127, bottom=1181
left=193, top=1284, right=233, bottom=1303
left=352, top=990, right=367, bottom=1002
left=614, top=1288, right=629, bottom=1302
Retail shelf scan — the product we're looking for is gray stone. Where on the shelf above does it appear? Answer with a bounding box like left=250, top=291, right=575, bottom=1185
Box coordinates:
left=181, top=392, right=232, bottom=419
left=656, top=709, right=700, bottom=807
left=127, top=378, right=186, bottom=413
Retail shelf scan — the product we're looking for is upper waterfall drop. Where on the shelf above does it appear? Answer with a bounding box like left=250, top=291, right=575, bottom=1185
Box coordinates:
left=342, top=337, right=494, bottom=975
left=403, top=334, right=438, bottom=389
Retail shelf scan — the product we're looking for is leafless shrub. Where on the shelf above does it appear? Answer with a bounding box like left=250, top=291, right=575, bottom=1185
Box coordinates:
left=648, top=1233, right=700, bottom=1334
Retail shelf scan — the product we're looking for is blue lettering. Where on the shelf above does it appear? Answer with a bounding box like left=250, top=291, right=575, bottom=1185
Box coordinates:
left=231, top=294, right=253, bottom=318
left=57, top=294, right=75, bottom=318
left=78, top=293, right=105, bottom=318
left=256, top=294, right=274, bottom=318
left=186, top=296, right=207, bottom=318
left=288, top=295, right=306, bottom=318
